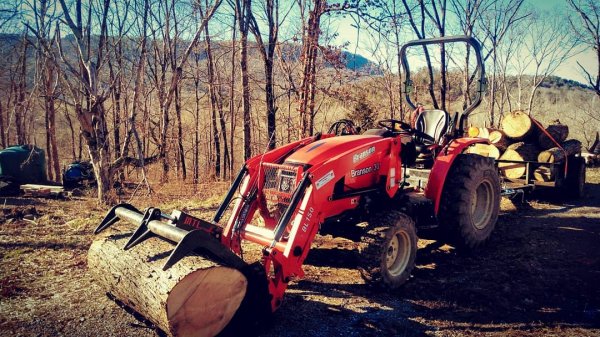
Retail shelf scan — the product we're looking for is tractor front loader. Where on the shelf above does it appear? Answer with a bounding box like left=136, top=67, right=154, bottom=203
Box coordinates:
left=88, top=36, right=500, bottom=337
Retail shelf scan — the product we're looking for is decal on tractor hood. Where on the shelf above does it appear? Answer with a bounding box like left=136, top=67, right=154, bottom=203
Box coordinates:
left=315, top=170, right=335, bottom=190
left=353, top=146, right=375, bottom=163
left=351, top=163, right=380, bottom=178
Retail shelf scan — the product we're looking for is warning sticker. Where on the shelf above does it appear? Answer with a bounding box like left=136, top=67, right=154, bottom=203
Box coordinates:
left=315, top=170, right=335, bottom=190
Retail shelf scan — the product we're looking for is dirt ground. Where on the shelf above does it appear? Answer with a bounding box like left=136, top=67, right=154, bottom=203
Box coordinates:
left=1, top=169, right=599, bottom=337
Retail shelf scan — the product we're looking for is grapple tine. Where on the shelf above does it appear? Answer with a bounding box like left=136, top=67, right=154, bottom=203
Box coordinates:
left=124, top=208, right=161, bottom=250
left=95, top=203, right=140, bottom=234
left=163, top=229, right=246, bottom=271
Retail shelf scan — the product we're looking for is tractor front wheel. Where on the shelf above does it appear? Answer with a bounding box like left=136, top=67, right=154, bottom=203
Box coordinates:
left=439, top=154, right=500, bottom=250
left=359, top=211, right=417, bottom=289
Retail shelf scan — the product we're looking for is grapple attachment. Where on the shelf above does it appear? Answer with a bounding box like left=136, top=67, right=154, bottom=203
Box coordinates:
left=95, top=203, right=244, bottom=270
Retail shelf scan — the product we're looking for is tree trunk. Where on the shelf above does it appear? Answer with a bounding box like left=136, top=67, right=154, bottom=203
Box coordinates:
left=237, top=0, right=252, bottom=160
left=175, top=86, right=186, bottom=180
left=15, top=38, right=28, bottom=145
left=538, top=122, right=569, bottom=150
left=204, top=23, right=221, bottom=178
left=0, top=99, right=5, bottom=148
left=537, top=139, right=582, bottom=163
left=88, top=233, right=248, bottom=337
left=299, top=0, right=324, bottom=137
left=498, top=142, right=539, bottom=178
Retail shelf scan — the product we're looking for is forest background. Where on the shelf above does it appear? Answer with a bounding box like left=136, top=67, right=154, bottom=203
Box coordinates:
left=0, top=0, right=598, bottom=202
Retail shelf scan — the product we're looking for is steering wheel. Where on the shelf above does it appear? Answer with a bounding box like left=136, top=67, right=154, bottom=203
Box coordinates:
left=377, top=119, right=436, bottom=144
left=328, top=119, right=358, bottom=136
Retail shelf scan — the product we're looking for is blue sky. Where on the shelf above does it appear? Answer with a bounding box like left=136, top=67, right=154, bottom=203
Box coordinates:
left=328, top=0, right=597, bottom=84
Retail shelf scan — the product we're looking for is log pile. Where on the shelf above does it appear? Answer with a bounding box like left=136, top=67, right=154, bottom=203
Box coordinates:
left=466, top=113, right=583, bottom=180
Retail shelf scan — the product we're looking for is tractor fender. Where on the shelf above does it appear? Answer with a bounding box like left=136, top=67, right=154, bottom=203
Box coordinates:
left=425, top=138, right=489, bottom=214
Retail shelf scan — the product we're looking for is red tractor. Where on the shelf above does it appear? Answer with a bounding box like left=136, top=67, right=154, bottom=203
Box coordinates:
left=92, top=36, right=500, bottom=336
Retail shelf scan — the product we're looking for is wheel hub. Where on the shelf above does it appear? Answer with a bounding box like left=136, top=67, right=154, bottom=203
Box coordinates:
left=471, top=180, right=493, bottom=230
left=386, top=231, right=411, bottom=276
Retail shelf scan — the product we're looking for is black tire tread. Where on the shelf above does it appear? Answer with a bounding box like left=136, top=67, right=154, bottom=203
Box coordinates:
left=358, top=211, right=417, bottom=289
left=439, top=154, right=501, bottom=250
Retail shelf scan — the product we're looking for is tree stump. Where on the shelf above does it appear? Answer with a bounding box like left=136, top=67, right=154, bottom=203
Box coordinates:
left=88, top=233, right=249, bottom=337
left=538, top=122, right=569, bottom=150
left=498, top=142, right=539, bottom=178
left=537, top=139, right=582, bottom=163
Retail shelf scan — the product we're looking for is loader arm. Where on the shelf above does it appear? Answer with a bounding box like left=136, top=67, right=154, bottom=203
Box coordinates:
left=216, top=135, right=403, bottom=311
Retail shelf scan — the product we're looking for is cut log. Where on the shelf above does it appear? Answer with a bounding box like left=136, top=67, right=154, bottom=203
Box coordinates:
left=465, top=143, right=501, bottom=159
left=538, top=122, right=569, bottom=150
left=533, top=165, right=557, bottom=182
left=488, top=129, right=511, bottom=151
left=591, top=131, right=600, bottom=155
left=467, top=126, right=479, bottom=138
left=467, top=127, right=491, bottom=139
left=88, top=233, right=248, bottom=337
left=582, top=152, right=600, bottom=167
left=501, top=110, right=538, bottom=140
left=498, top=142, right=539, bottom=179
left=537, top=139, right=582, bottom=163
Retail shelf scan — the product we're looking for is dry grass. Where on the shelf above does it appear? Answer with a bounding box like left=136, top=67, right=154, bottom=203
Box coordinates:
left=0, top=168, right=599, bottom=336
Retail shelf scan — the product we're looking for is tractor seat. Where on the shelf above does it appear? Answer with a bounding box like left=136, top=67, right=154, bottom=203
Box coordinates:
left=413, top=109, right=449, bottom=168
left=414, top=109, right=449, bottom=151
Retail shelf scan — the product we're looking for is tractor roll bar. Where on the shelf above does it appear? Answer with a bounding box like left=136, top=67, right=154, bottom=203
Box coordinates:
left=400, top=35, right=486, bottom=123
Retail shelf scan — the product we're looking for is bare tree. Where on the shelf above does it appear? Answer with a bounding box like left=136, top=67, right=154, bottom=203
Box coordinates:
left=401, top=0, right=439, bottom=109
left=568, top=0, right=600, bottom=97
left=248, top=0, right=280, bottom=149
left=298, top=0, right=326, bottom=137
left=232, top=0, right=252, bottom=159
left=450, top=0, right=491, bottom=110
left=522, top=13, right=578, bottom=114
left=478, top=0, right=527, bottom=126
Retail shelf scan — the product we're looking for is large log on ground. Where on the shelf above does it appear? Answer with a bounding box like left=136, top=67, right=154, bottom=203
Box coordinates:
left=465, top=143, right=501, bottom=159
left=537, top=121, right=569, bottom=150
left=488, top=129, right=511, bottom=151
left=498, top=142, right=539, bottom=178
left=501, top=110, right=539, bottom=140
left=88, top=233, right=248, bottom=337
left=537, top=139, right=582, bottom=163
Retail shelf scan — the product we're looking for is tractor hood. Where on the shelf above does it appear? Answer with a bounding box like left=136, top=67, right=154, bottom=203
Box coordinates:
left=284, top=135, right=383, bottom=167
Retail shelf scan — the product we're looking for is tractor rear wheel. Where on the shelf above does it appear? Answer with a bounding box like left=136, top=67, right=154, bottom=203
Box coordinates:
left=359, top=211, right=417, bottom=289
left=439, top=154, right=500, bottom=250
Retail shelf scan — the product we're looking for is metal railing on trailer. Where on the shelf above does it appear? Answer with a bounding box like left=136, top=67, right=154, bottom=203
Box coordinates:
left=496, top=158, right=568, bottom=200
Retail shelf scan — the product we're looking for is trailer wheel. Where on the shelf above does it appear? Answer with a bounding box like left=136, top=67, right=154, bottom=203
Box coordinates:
left=563, top=156, right=586, bottom=199
left=359, top=211, right=417, bottom=289
left=439, top=154, right=500, bottom=250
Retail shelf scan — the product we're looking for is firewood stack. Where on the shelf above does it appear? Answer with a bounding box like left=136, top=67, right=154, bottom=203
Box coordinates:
left=465, top=111, right=582, bottom=181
